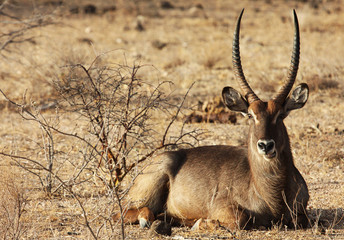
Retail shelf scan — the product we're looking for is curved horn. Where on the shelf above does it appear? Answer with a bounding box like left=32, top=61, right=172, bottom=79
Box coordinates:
left=232, top=8, right=260, bottom=104
left=273, top=9, right=300, bottom=104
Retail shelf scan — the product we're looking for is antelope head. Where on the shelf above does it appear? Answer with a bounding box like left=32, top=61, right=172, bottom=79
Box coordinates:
left=222, top=9, right=309, bottom=162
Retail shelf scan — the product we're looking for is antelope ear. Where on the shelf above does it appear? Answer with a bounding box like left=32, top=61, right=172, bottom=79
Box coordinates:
left=222, top=87, right=248, bottom=113
left=284, top=83, right=309, bottom=112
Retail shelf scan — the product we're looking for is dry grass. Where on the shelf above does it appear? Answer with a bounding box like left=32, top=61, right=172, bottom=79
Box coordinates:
left=0, top=0, right=343, bottom=239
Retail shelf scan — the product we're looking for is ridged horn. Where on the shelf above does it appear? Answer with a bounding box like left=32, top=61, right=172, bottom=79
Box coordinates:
left=273, top=9, right=300, bottom=104
left=232, top=8, right=260, bottom=104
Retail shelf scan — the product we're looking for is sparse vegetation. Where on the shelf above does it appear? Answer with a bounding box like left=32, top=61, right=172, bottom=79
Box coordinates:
left=0, top=0, right=343, bottom=239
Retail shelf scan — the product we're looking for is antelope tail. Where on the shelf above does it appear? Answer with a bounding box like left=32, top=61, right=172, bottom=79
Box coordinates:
left=129, top=159, right=169, bottom=215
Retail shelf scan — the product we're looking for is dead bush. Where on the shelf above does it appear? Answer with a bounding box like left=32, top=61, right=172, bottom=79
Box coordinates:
left=0, top=53, right=199, bottom=239
left=0, top=168, right=28, bottom=239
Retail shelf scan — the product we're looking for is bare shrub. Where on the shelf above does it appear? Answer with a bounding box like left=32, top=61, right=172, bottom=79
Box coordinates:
left=0, top=91, right=60, bottom=194
left=54, top=56, right=198, bottom=239
left=55, top=56, right=196, bottom=186
left=0, top=54, right=199, bottom=239
left=0, top=168, right=28, bottom=239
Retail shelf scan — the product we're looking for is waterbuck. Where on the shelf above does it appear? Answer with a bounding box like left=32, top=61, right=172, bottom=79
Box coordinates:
left=116, top=9, right=309, bottom=230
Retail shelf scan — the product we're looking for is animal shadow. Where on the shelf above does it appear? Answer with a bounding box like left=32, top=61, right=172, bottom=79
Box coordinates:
left=308, top=208, right=344, bottom=235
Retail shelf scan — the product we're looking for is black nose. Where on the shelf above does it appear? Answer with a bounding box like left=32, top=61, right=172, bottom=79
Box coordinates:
left=257, top=139, right=275, bottom=154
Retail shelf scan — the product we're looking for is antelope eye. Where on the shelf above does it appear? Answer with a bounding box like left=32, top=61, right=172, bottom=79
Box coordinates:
left=247, top=113, right=253, bottom=119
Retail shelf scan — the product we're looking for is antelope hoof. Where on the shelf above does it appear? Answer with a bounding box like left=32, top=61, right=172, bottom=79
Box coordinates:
left=138, top=207, right=155, bottom=228
left=191, top=218, right=202, bottom=231
left=139, top=217, right=149, bottom=228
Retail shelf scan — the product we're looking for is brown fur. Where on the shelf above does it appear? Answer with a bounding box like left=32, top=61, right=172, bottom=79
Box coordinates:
left=122, top=135, right=308, bottom=229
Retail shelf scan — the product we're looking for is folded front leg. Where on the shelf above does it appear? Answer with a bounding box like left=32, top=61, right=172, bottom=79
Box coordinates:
left=113, top=207, right=155, bottom=228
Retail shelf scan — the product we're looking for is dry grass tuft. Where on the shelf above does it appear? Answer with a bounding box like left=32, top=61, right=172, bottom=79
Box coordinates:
left=202, top=53, right=224, bottom=69
left=164, top=57, right=186, bottom=70
left=305, top=74, right=340, bottom=91
left=198, top=42, right=226, bottom=69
